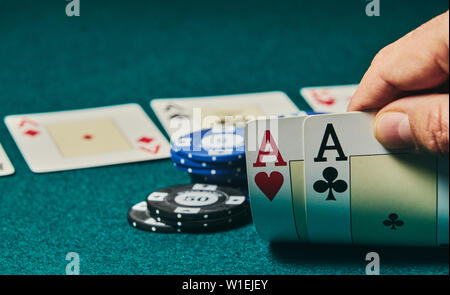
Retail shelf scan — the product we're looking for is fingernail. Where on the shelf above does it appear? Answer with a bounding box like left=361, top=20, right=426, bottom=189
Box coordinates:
left=375, top=112, right=414, bottom=149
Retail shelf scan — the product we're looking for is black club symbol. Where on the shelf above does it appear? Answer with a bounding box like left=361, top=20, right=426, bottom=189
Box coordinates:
left=313, top=167, right=348, bottom=201
left=383, top=213, right=404, bottom=230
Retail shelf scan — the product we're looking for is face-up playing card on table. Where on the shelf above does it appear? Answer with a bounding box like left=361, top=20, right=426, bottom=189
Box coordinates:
left=4, top=104, right=171, bottom=173
left=303, top=112, right=448, bottom=247
left=300, top=84, right=358, bottom=113
left=0, top=143, right=15, bottom=176
left=245, top=116, right=307, bottom=242
left=151, top=92, right=300, bottom=140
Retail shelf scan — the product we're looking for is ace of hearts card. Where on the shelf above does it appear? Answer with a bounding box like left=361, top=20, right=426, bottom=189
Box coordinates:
left=4, top=104, right=171, bottom=173
left=245, top=116, right=308, bottom=242
left=246, top=112, right=449, bottom=247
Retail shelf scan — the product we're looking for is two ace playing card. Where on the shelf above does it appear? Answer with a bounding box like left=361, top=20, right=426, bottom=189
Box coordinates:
left=245, top=112, right=449, bottom=247
left=300, top=84, right=358, bottom=113
left=5, top=104, right=171, bottom=173
left=151, top=92, right=300, bottom=140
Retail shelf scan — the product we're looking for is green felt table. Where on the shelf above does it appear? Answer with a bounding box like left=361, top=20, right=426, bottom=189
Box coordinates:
left=0, top=0, right=448, bottom=275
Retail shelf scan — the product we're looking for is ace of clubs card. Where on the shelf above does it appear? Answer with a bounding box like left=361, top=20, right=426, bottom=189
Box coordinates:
left=303, top=112, right=448, bottom=247
left=4, top=104, right=171, bottom=173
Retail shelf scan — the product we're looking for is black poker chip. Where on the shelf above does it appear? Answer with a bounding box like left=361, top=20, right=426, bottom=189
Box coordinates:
left=128, top=201, right=250, bottom=233
left=189, top=174, right=248, bottom=189
left=146, top=183, right=249, bottom=221
left=127, top=201, right=178, bottom=233
left=157, top=209, right=252, bottom=231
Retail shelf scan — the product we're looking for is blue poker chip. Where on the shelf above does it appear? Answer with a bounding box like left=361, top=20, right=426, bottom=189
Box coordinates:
left=170, top=149, right=245, bottom=169
left=173, top=162, right=245, bottom=176
left=171, top=126, right=245, bottom=163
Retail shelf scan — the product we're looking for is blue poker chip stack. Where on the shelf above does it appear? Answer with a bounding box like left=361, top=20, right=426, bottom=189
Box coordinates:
left=171, top=126, right=248, bottom=191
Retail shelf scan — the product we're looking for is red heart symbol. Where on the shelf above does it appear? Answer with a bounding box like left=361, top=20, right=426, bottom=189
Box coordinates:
left=254, top=171, right=284, bottom=201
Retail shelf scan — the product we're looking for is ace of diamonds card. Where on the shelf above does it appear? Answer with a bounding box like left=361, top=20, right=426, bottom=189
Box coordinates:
left=4, top=104, right=171, bottom=173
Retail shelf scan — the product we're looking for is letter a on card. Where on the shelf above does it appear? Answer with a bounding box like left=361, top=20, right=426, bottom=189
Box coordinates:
left=253, top=130, right=287, bottom=168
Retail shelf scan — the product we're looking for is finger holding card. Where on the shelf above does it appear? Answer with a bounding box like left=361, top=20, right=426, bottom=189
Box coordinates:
left=245, top=116, right=307, bottom=242
left=5, top=104, right=171, bottom=173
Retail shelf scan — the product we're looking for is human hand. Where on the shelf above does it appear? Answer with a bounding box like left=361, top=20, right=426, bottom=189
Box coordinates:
left=348, top=11, right=449, bottom=155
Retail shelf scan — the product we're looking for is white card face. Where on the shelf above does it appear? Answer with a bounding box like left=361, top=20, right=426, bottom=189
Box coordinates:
left=304, top=113, right=386, bottom=244
left=0, top=143, right=15, bottom=176
left=4, top=104, right=171, bottom=173
left=300, top=84, right=358, bottom=113
left=304, top=112, right=444, bottom=247
left=151, top=91, right=300, bottom=140
left=245, top=116, right=306, bottom=242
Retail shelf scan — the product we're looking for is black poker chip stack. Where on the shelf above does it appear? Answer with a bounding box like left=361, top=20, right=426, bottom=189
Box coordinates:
left=128, top=183, right=251, bottom=233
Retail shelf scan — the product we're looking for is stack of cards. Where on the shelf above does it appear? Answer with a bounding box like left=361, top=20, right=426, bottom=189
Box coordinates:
left=245, top=112, right=449, bottom=247
left=5, top=104, right=171, bottom=173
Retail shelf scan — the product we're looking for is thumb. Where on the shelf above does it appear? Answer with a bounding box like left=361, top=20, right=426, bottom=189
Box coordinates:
left=374, top=93, right=449, bottom=155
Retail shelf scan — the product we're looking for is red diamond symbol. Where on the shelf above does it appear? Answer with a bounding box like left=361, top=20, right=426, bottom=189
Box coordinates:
left=24, top=129, right=39, bottom=137
left=83, top=134, right=93, bottom=140
left=138, top=136, right=154, bottom=144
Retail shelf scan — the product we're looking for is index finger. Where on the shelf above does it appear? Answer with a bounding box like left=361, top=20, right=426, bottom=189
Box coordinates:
left=348, top=10, right=449, bottom=112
